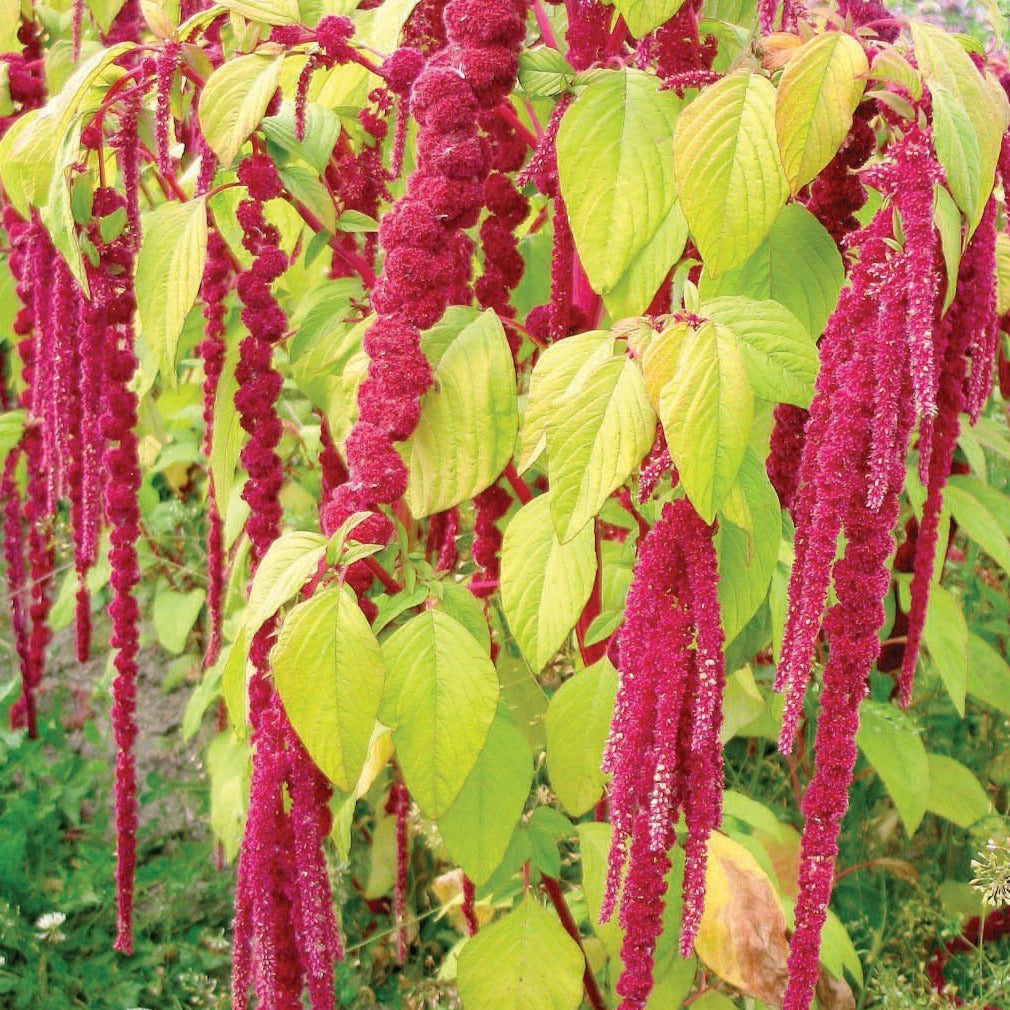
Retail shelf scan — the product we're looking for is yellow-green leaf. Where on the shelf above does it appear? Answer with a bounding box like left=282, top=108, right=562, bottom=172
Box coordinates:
left=0, top=410, right=25, bottom=465
left=136, top=197, right=209, bottom=383
left=996, top=231, right=1010, bottom=316
left=500, top=493, right=597, bottom=672
left=547, top=339, right=656, bottom=542
left=199, top=53, right=285, bottom=167
left=925, top=754, right=990, bottom=827
left=438, top=714, right=533, bottom=885
left=245, top=531, right=327, bottom=636
left=403, top=307, right=518, bottom=518
left=674, top=71, right=788, bottom=275
left=660, top=320, right=754, bottom=521
left=383, top=611, right=499, bottom=817
left=273, top=584, right=386, bottom=792
left=518, top=330, right=611, bottom=473
left=775, top=31, right=868, bottom=193
left=546, top=659, right=618, bottom=816
left=934, top=183, right=963, bottom=314
left=211, top=341, right=244, bottom=516
left=207, top=729, right=249, bottom=862
left=923, top=583, right=969, bottom=716
left=912, top=21, right=1009, bottom=232
left=608, top=0, right=690, bottom=36
left=698, top=203, right=844, bottom=337
left=456, top=897, right=584, bottom=1010
left=557, top=68, right=681, bottom=296
left=218, top=0, right=300, bottom=23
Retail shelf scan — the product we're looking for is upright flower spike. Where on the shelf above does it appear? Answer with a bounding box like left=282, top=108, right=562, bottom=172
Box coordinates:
left=601, top=499, right=725, bottom=1009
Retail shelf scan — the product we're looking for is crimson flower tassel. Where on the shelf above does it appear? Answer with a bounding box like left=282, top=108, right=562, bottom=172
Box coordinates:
left=766, top=404, right=807, bottom=511
left=601, top=499, right=725, bottom=1009
left=155, top=41, right=180, bottom=176
left=461, top=875, right=479, bottom=937
left=470, top=484, right=512, bottom=597
left=389, top=778, right=410, bottom=963
left=199, top=230, right=231, bottom=667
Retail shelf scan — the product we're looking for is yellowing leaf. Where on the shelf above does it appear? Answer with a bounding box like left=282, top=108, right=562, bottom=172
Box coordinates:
left=403, top=308, right=518, bottom=518
left=199, top=53, right=285, bottom=167
left=136, top=198, right=209, bottom=384
left=694, top=831, right=790, bottom=1004
left=775, top=32, right=868, bottom=193
left=518, top=330, right=611, bottom=473
left=207, top=729, right=249, bottom=863
left=245, top=531, right=327, bottom=636
left=557, top=69, right=681, bottom=295
left=501, top=493, right=597, bottom=672
left=642, top=321, right=691, bottom=410
left=674, top=72, right=789, bottom=274
left=438, top=715, right=533, bottom=885
left=273, top=585, right=386, bottom=792
left=383, top=611, right=499, bottom=817
left=547, top=340, right=656, bottom=542
left=995, top=232, right=1010, bottom=315
left=661, top=321, right=754, bottom=521
left=456, top=897, right=585, bottom=1010
left=546, top=659, right=618, bottom=816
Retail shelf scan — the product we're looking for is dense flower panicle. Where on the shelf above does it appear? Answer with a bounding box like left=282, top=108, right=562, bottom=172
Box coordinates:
left=470, top=484, right=512, bottom=597
left=155, top=41, right=181, bottom=175
left=2, top=454, right=30, bottom=692
left=766, top=404, right=808, bottom=511
left=426, top=508, right=460, bottom=571
left=963, top=201, right=1000, bottom=423
left=461, top=876, right=479, bottom=936
left=102, top=0, right=141, bottom=43
left=837, top=0, right=901, bottom=41
left=650, top=0, right=716, bottom=81
left=564, top=0, right=616, bottom=69
left=637, top=430, right=672, bottom=504
left=601, top=500, right=725, bottom=1007
left=900, top=197, right=999, bottom=705
left=199, top=231, right=232, bottom=667
left=389, top=779, right=410, bottom=963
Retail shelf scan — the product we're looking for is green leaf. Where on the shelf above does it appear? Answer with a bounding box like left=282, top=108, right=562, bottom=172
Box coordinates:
left=546, top=659, right=618, bottom=817
left=456, top=897, right=585, bottom=1010
left=383, top=611, right=499, bottom=817
left=136, top=198, right=209, bottom=384
left=262, top=100, right=341, bottom=173
left=925, top=754, right=990, bottom=827
left=608, top=0, right=689, bottom=36
left=698, top=203, right=844, bottom=337
left=211, top=342, right=244, bottom=515
left=438, top=714, right=533, bottom=885
left=501, top=493, right=597, bottom=671
left=702, top=295, right=818, bottom=407
left=0, top=410, right=25, bottom=465
left=517, top=47, right=574, bottom=98
left=245, top=531, right=328, bottom=636
left=934, top=184, right=963, bottom=314
left=557, top=69, right=681, bottom=296
left=912, top=21, right=1009, bottom=233
left=89, top=0, right=130, bottom=31
left=199, top=53, right=286, bottom=167
left=967, top=634, right=1010, bottom=717
left=601, top=201, right=689, bottom=320
left=716, top=449, right=781, bottom=642
left=944, top=483, right=1010, bottom=578
left=660, top=320, right=754, bottom=521
left=153, top=587, right=206, bottom=655
left=547, top=339, right=656, bottom=542
left=207, top=729, right=249, bottom=862
left=402, top=308, right=518, bottom=518
left=775, top=31, right=868, bottom=193
left=856, top=700, right=929, bottom=836
left=518, top=330, right=610, bottom=473
left=217, top=0, right=300, bottom=23
left=273, top=585, right=386, bottom=792
left=923, top=584, right=969, bottom=716
left=673, top=71, right=788, bottom=275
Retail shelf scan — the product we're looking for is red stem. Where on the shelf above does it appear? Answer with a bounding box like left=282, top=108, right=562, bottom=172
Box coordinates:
left=542, top=876, right=608, bottom=1010
left=575, top=524, right=606, bottom=665
left=503, top=462, right=534, bottom=505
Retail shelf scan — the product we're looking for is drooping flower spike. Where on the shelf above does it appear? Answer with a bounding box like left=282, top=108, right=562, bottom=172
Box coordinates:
left=601, top=498, right=725, bottom=1010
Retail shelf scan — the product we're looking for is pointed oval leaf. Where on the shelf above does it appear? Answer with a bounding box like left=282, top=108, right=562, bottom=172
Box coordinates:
left=518, top=330, right=611, bottom=473
left=501, top=493, right=597, bottom=671
left=218, top=0, right=300, bottom=24
left=660, top=321, right=754, bottom=521
left=245, top=531, right=327, bottom=636
left=698, top=203, right=844, bottom=337
left=456, top=897, right=585, bottom=1010
left=547, top=344, right=656, bottom=542
left=775, top=31, right=869, bottom=193
left=546, top=659, right=618, bottom=817
left=273, top=585, right=386, bottom=793
left=923, top=583, right=969, bottom=716
left=438, top=714, right=533, bottom=885
left=702, top=295, right=818, bottom=407
left=610, top=0, right=691, bottom=36
left=925, top=754, right=991, bottom=828
left=557, top=68, right=681, bottom=294
left=136, top=197, right=209, bottom=383
left=384, top=611, right=499, bottom=817
left=403, top=308, right=518, bottom=517
left=856, top=700, right=929, bottom=835
left=674, top=72, right=789, bottom=274
left=199, top=53, right=286, bottom=167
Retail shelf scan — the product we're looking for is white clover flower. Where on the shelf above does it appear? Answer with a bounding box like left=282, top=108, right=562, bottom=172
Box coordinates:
left=34, top=910, right=67, bottom=943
